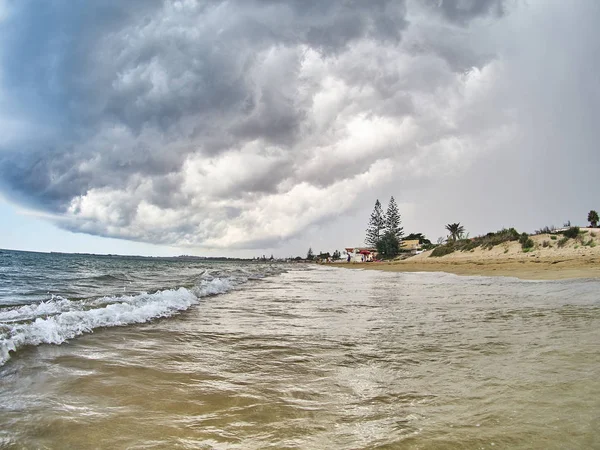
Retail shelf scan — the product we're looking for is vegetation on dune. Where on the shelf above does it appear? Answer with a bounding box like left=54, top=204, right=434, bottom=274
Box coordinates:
left=428, top=220, right=599, bottom=257
left=535, top=225, right=557, bottom=235
left=519, top=232, right=535, bottom=251
left=562, top=226, right=580, bottom=239
left=478, top=228, right=520, bottom=249
left=429, top=227, right=523, bottom=257
left=430, top=244, right=456, bottom=257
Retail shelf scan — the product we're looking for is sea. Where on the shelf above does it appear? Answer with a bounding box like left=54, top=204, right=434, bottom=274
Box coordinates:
left=0, top=249, right=598, bottom=449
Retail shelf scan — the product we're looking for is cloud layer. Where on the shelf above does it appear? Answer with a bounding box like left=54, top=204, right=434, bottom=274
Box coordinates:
left=1, top=0, right=598, bottom=250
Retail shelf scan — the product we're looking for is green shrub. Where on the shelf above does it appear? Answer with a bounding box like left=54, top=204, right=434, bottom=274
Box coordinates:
left=562, top=227, right=580, bottom=239
left=460, top=240, right=480, bottom=252
left=591, top=232, right=597, bottom=238
left=430, top=244, right=455, bottom=257
left=542, top=240, right=550, bottom=248
left=550, top=235, right=557, bottom=240
left=475, top=228, right=520, bottom=250
left=557, top=237, right=569, bottom=248
left=519, top=233, right=534, bottom=250
left=522, top=238, right=534, bottom=250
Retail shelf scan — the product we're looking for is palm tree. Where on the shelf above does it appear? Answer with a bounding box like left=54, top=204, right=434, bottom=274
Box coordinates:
left=445, top=223, right=465, bottom=242
left=589, top=210, right=599, bottom=227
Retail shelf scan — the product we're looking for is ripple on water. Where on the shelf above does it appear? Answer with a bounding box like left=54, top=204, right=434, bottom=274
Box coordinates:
left=0, top=266, right=599, bottom=449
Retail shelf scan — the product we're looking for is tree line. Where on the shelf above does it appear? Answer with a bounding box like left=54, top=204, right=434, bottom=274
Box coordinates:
left=305, top=248, right=341, bottom=261
left=365, top=197, right=404, bottom=258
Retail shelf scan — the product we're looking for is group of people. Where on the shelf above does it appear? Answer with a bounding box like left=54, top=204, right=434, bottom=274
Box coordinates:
left=347, top=253, right=374, bottom=263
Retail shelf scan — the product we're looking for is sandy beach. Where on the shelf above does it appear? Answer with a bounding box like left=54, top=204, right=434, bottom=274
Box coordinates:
left=333, top=228, right=600, bottom=280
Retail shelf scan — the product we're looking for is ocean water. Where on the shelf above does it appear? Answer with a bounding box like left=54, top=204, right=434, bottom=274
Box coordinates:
left=0, top=250, right=599, bottom=449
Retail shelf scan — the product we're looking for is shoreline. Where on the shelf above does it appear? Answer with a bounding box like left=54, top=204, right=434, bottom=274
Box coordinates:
left=329, top=257, right=600, bottom=280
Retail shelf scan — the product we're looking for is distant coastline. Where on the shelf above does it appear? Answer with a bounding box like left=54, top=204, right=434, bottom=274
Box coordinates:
left=331, top=229, right=600, bottom=280
left=1, top=248, right=255, bottom=262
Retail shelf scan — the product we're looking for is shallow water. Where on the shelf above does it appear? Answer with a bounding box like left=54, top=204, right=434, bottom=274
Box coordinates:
left=1, top=258, right=599, bottom=448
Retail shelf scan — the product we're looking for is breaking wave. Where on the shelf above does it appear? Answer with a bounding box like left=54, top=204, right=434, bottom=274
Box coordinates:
left=0, top=277, right=236, bottom=366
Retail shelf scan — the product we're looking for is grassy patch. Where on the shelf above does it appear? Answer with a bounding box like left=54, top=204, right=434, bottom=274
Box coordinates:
left=557, top=237, right=569, bottom=248
left=479, top=228, right=521, bottom=250
left=535, top=225, right=557, bottom=234
left=550, top=235, right=557, bottom=240
left=430, top=244, right=455, bottom=257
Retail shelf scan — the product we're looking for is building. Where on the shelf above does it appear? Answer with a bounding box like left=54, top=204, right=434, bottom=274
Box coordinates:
left=400, top=239, right=421, bottom=254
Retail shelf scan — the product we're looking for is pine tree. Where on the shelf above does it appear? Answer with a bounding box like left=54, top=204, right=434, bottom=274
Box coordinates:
left=365, top=199, right=385, bottom=247
left=385, top=196, right=404, bottom=240
left=376, top=231, right=400, bottom=258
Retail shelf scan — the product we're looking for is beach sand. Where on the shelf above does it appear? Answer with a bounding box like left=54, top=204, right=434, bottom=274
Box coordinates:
left=333, top=228, right=600, bottom=280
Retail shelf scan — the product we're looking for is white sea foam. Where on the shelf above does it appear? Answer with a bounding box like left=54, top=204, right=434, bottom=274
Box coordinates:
left=0, top=277, right=235, bottom=366
left=0, top=296, right=73, bottom=322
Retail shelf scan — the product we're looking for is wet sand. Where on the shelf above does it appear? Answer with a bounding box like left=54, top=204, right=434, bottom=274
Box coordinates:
left=333, top=257, right=600, bottom=280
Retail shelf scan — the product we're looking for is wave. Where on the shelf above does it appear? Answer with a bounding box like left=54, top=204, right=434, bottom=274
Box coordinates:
left=0, top=277, right=236, bottom=367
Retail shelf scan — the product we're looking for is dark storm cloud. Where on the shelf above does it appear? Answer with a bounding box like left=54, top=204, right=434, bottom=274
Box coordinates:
left=0, top=0, right=409, bottom=218
left=423, top=0, right=505, bottom=25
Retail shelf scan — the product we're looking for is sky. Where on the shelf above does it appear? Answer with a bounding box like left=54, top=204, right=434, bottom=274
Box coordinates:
left=0, top=0, right=598, bottom=257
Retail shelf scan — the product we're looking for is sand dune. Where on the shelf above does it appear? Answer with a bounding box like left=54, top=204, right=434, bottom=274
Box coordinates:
left=334, top=228, right=600, bottom=280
